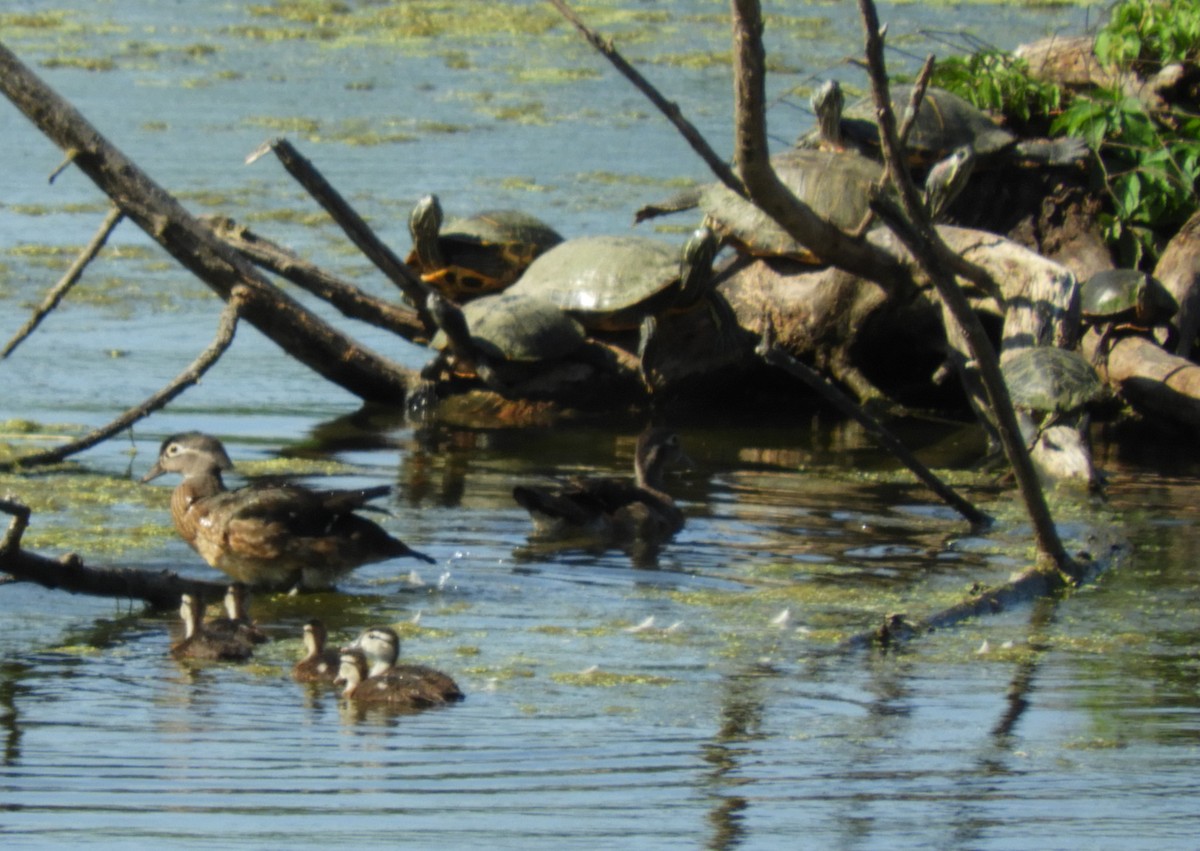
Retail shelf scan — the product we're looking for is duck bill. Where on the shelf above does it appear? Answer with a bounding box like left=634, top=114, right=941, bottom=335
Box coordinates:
left=140, top=461, right=166, bottom=483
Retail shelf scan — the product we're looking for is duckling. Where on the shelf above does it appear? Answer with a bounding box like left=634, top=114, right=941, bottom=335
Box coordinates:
left=512, top=427, right=690, bottom=542
left=206, top=583, right=269, bottom=645
left=335, top=647, right=461, bottom=708
left=170, top=593, right=255, bottom=662
left=141, top=431, right=435, bottom=591
left=352, top=625, right=464, bottom=703
left=291, top=619, right=342, bottom=683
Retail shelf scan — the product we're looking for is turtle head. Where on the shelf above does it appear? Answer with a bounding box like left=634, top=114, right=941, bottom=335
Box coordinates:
left=409, top=194, right=445, bottom=267
left=676, top=227, right=719, bottom=308
left=811, top=79, right=845, bottom=149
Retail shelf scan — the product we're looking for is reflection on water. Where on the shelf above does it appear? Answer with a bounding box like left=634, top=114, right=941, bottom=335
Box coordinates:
left=4, top=1, right=1200, bottom=847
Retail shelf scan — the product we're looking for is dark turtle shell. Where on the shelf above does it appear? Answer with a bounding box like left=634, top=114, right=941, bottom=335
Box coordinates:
left=1080, top=269, right=1177, bottom=326
left=431, top=293, right=586, bottom=364
left=634, top=150, right=881, bottom=264
left=407, top=195, right=562, bottom=301
left=801, top=85, right=1015, bottom=165
left=1002, top=347, right=1104, bottom=415
left=506, top=230, right=716, bottom=332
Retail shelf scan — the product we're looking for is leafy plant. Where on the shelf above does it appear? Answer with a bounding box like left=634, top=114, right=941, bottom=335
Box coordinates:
left=931, top=51, right=1063, bottom=135
left=1095, top=0, right=1200, bottom=72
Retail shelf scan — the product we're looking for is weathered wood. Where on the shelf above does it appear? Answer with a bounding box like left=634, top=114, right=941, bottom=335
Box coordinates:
left=1086, top=331, right=1200, bottom=428
left=205, top=216, right=428, bottom=341
left=0, top=40, right=413, bottom=404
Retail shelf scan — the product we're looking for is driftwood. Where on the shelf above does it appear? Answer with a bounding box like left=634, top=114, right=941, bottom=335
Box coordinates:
left=3, top=205, right=124, bottom=359
left=1086, top=331, right=1200, bottom=428
left=0, top=289, right=246, bottom=471
left=0, top=41, right=414, bottom=405
left=0, top=499, right=225, bottom=609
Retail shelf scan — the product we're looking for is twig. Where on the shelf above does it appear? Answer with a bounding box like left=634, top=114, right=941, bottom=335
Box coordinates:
left=0, top=288, right=247, bottom=471
left=546, top=0, right=746, bottom=197
left=3, top=205, right=124, bottom=358
left=248, top=138, right=434, bottom=330
left=756, top=326, right=990, bottom=527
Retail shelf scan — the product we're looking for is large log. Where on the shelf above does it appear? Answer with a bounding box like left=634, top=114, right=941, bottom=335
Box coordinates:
left=0, top=41, right=414, bottom=405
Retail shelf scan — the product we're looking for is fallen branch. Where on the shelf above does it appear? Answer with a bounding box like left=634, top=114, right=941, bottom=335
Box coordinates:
left=0, top=288, right=246, bottom=471
left=0, top=41, right=413, bottom=404
left=247, top=138, right=434, bottom=331
left=756, top=327, right=991, bottom=527
left=3, top=205, right=124, bottom=359
left=204, top=215, right=428, bottom=342
left=0, top=498, right=225, bottom=609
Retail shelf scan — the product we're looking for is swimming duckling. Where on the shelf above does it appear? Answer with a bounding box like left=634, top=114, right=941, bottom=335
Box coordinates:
left=335, top=647, right=460, bottom=708
left=141, top=431, right=435, bottom=591
left=351, top=625, right=464, bottom=704
left=170, top=592, right=254, bottom=662
left=206, top=583, right=269, bottom=645
left=291, top=619, right=342, bottom=683
left=512, top=427, right=690, bottom=543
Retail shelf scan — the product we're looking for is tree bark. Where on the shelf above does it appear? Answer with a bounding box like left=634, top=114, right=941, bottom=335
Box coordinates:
left=0, top=40, right=414, bottom=405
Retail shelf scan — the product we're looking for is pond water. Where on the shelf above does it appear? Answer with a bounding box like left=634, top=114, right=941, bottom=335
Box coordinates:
left=5, top=1, right=1200, bottom=849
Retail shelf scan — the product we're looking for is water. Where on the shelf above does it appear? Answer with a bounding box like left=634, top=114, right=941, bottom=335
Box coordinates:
left=5, top=1, right=1200, bottom=848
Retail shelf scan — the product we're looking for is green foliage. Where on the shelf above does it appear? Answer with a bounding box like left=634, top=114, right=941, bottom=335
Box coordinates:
left=931, top=51, right=1063, bottom=133
left=1095, top=0, right=1200, bottom=71
left=932, top=0, right=1200, bottom=267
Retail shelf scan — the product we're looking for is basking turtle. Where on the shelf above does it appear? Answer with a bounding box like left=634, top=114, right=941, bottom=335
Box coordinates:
left=505, top=227, right=720, bottom=333
left=1081, top=268, right=1178, bottom=360
left=1002, top=346, right=1106, bottom=487
left=634, top=150, right=882, bottom=263
left=406, top=194, right=562, bottom=302
left=798, top=83, right=1087, bottom=169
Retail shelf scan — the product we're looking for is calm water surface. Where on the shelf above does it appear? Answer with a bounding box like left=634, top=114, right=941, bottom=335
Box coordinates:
left=4, top=2, right=1200, bottom=849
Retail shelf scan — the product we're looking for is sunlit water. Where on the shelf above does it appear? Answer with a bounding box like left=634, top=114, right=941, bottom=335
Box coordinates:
left=4, top=2, right=1200, bottom=849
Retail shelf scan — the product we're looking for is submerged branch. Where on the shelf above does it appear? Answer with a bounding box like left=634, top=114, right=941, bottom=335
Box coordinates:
left=0, top=289, right=246, bottom=471
left=0, top=499, right=225, bottom=609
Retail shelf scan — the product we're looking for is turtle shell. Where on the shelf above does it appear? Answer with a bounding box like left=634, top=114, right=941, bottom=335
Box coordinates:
left=506, top=235, right=686, bottom=332
left=407, top=197, right=563, bottom=301
left=1080, top=269, right=1177, bottom=326
left=1002, top=347, right=1104, bottom=414
left=806, top=85, right=1015, bottom=164
left=432, top=293, right=585, bottom=364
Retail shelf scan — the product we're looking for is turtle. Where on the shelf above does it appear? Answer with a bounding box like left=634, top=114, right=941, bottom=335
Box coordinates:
left=634, top=150, right=883, bottom=264
left=797, top=83, right=1087, bottom=169
left=1001, top=346, right=1106, bottom=487
left=424, top=291, right=589, bottom=390
left=406, top=194, right=563, bottom=302
left=504, top=227, right=720, bottom=333
left=1080, top=268, right=1178, bottom=361
left=922, top=145, right=976, bottom=222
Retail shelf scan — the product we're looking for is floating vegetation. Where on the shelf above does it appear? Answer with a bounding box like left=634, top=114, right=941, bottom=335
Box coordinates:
left=551, top=668, right=676, bottom=687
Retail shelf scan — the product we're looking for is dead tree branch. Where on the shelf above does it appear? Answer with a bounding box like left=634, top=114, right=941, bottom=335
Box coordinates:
left=204, top=215, right=428, bottom=341
left=0, top=288, right=247, bottom=471
left=247, top=138, right=434, bottom=332
left=0, top=40, right=413, bottom=404
left=3, top=205, right=124, bottom=359
left=0, top=498, right=226, bottom=609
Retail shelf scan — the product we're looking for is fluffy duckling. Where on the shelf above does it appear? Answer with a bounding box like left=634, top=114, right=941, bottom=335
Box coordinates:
left=291, top=619, right=342, bottom=683
left=206, top=583, right=269, bottom=645
left=141, top=431, right=435, bottom=591
left=349, top=625, right=464, bottom=704
left=512, top=427, right=690, bottom=543
left=170, top=593, right=254, bottom=662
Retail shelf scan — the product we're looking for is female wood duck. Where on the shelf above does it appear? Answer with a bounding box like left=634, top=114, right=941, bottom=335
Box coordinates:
left=350, top=625, right=464, bottom=704
left=334, top=646, right=462, bottom=708
left=142, top=431, right=435, bottom=592
left=512, top=427, right=691, bottom=542
left=206, top=583, right=269, bottom=645
left=291, top=618, right=342, bottom=683
left=170, top=593, right=255, bottom=662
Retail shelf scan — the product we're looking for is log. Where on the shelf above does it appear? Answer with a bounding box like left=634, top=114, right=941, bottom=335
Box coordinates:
left=1087, top=331, right=1200, bottom=429
left=0, top=40, right=414, bottom=405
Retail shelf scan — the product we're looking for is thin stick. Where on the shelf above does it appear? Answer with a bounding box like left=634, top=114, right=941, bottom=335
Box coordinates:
left=3, top=205, right=124, bottom=358
left=546, top=0, right=746, bottom=197
left=756, top=327, right=990, bottom=527
left=0, top=288, right=246, bottom=471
